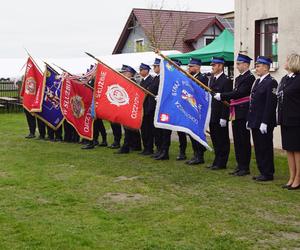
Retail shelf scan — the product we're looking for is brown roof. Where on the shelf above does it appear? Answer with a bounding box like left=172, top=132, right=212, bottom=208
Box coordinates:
left=113, top=8, right=221, bottom=54
left=184, top=16, right=225, bottom=43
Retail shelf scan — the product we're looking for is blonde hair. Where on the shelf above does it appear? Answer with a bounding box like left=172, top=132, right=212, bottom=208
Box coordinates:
left=287, top=53, right=300, bottom=73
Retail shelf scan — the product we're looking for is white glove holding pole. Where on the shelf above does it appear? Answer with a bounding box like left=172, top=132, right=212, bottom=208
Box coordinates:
left=214, top=93, right=221, bottom=101
left=246, top=122, right=250, bottom=130
left=259, top=123, right=268, bottom=134
left=219, top=119, right=227, bottom=127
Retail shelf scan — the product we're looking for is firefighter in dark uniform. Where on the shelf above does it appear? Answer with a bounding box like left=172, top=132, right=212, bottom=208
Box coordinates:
left=108, top=123, right=122, bottom=149
left=186, top=57, right=209, bottom=165
left=36, top=118, right=46, bottom=139
left=150, top=58, right=163, bottom=158
left=208, top=57, right=233, bottom=170
left=23, top=108, right=46, bottom=139
left=139, top=63, right=155, bottom=155
left=115, top=64, right=142, bottom=154
left=47, top=125, right=63, bottom=142
left=24, top=109, right=36, bottom=138
left=214, top=53, right=255, bottom=176
left=248, top=56, right=278, bottom=181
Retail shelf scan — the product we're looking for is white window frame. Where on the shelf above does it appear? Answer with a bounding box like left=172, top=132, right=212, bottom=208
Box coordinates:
left=204, top=36, right=215, bottom=46
left=134, top=38, right=144, bottom=52
left=259, top=18, right=278, bottom=70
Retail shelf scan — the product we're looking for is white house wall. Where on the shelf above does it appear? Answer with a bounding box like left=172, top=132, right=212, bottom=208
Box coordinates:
left=121, top=24, right=151, bottom=53
left=192, top=25, right=222, bottom=50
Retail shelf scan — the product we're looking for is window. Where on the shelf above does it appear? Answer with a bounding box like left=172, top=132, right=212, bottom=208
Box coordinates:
left=135, top=39, right=144, bottom=52
left=255, top=18, right=278, bottom=69
left=204, top=36, right=215, bottom=46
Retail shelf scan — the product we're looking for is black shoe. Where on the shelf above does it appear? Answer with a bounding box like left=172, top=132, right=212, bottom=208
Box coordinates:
left=151, top=151, right=162, bottom=158
left=98, top=141, right=108, bottom=147
left=25, top=134, right=36, bottom=139
left=155, top=154, right=169, bottom=160
left=229, top=168, right=240, bottom=175
left=206, top=164, right=215, bottom=169
left=37, top=135, right=45, bottom=140
left=108, top=143, right=120, bottom=149
left=55, top=138, right=63, bottom=142
left=130, top=146, right=142, bottom=151
left=114, top=149, right=129, bottom=154
left=81, top=143, right=95, bottom=149
left=288, top=184, right=300, bottom=190
left=254, top=175, right=274, bottom=182
left=211, top=165, right=226, bottom=170
left=185, top=156, right=204, bottom=165
left=154, top=150, right=169, bottom=160
left=282, top=184, right=292, bottom=189
left=139, top=151, right=153, bottom=156
left=93, top=140, right=99, bottom=146
left=176, top=153, right=187, bottom=161
left=235, top=170, right=250, bottom=176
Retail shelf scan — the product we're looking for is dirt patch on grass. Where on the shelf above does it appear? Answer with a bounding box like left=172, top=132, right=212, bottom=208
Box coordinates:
left=102, top=192, right=146, bottom=203
left=113, top=176, right=141, bottom=182
left=55, top=163, right=76, bottom=168
left=280, top=231, right=300, bottom=240
left=0, top=171, right=8, bottom=177
left=257, top=211, right=300, bottom=227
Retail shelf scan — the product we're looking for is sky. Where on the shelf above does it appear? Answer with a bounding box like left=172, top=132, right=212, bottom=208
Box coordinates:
left=0, top=0, right=234, bottom=59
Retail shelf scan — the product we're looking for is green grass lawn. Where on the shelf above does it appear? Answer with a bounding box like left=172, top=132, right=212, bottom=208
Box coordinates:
left=0, top=113, right=299, bottom=249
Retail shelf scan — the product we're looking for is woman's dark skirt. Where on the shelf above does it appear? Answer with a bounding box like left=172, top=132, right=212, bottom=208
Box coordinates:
left=281, top=125, right=300, bottom=151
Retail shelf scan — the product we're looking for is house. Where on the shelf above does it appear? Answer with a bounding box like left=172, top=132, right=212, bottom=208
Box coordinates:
left=113, top=8, right=234, bottom=54
left=235, top=0, right=300, bottom=148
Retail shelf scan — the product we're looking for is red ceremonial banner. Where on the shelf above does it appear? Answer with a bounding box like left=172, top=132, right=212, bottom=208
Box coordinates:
left=60, top=77, right=94, bottom=140
left=21, top=57, right=45, bottom=112
left=94, top=63, right=146, bottom=129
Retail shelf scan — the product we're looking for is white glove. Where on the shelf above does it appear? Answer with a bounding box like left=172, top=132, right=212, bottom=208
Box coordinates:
left=155, top=96, right=158, bottom=101
left=219, top=119, right=227, bottom=127
left=259, top=123, right=267, bottom=134
left=214, top=93, right=221, bottom=101
left=246, top=122, right=250, bottom=130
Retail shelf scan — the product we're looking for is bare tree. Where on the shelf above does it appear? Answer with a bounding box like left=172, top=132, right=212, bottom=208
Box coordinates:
left=138, top=0, right=189, bottom=51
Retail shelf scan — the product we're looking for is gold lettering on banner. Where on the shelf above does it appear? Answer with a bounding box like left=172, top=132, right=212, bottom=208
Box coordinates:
left=131, top=93, right=140, bottom=119
left=63, top=79, right=71, bottom=115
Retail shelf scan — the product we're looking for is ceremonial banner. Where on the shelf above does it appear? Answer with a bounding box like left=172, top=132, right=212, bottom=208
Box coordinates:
left=21, top=57, right=45, bottom=112
left=60, top=76, right=94, bottom=140
left=154, top=60, right=211, bottom=149
left=94, top=62, right=146, bottom=129
left=35, top=65, right=64, bottom=130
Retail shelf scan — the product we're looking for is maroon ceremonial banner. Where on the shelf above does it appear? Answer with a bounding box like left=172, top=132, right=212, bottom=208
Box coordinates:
left=60, top=76, right=94, bottom=140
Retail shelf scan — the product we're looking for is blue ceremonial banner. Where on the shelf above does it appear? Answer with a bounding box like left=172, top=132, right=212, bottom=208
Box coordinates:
left=154, top=60, right=211, bottom=149
left=35, top=65, right=64, bottom=130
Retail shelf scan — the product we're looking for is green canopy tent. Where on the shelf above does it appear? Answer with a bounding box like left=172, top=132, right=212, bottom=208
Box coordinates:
left=168, top=29, right=234, bottom=65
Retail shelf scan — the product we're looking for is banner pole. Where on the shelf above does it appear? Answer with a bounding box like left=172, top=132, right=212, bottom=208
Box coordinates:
left=155, top=49, right=229, bottom=107
left=23, top=48, right=44, bottom=74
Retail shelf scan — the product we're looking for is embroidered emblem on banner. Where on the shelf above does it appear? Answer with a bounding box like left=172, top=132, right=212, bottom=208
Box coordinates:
left=25, top=77, right=36, bottom=95
left=106, top=84, right=129, bottom=107
left=70, top=95, right=85, bottom=118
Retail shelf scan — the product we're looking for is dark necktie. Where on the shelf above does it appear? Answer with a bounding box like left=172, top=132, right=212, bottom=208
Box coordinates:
left=209, top=77, right=216, bottom=87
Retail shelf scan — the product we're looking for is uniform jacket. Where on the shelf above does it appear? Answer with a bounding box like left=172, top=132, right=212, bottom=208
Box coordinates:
left=247, top=74, right=278, bottom=128
left=194, top=72, right=209, bottom=86
left=221, top=70, right=255, bottom=120
left=277, top=73, right=300, bottom=126
left=209, top=72, right=233, bottom=123
left=140, top=74, right=155, bottom=115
